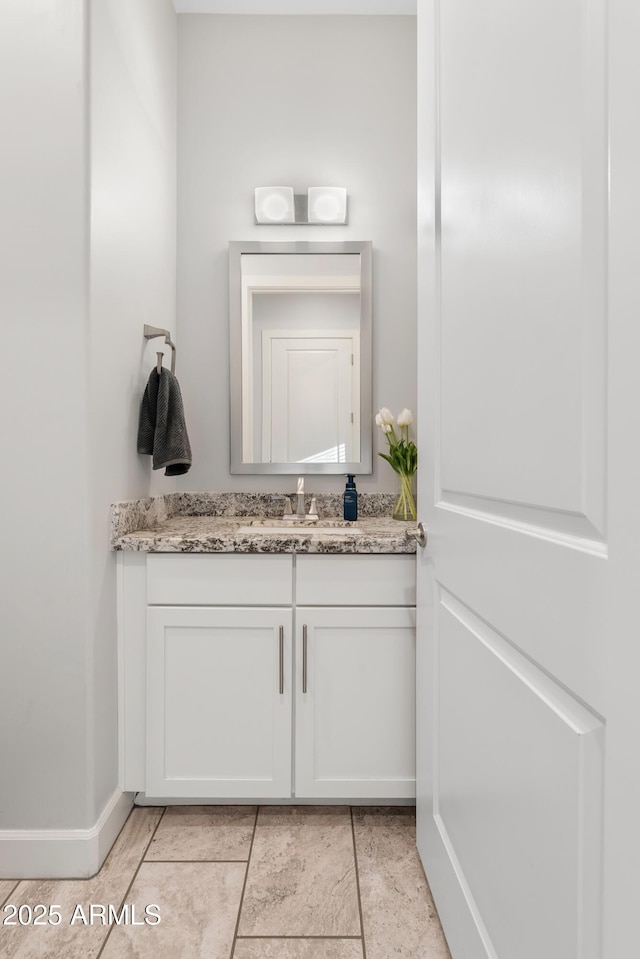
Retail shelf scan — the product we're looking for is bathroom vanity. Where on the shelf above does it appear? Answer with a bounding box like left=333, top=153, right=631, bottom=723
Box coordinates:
left=112, top=493, right=417, bottom=804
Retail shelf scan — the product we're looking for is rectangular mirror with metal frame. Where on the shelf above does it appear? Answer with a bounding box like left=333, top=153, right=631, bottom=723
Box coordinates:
left=229, top=240, right=372, bottom=475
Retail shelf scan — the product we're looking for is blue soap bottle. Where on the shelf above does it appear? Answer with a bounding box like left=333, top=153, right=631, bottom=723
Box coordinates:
left=343, top=474, right=358, bottom=521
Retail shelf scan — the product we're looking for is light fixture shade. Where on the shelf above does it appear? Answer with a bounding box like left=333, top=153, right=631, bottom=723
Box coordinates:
left=307, top=187, right=348, bottom=224
left=254, top=187, right=295, bottom=224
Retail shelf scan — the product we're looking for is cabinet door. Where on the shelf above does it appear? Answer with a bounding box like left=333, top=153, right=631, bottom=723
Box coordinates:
left=147, top=607, right=292, bottom=799
left=295, top=607, right=416, bottom=800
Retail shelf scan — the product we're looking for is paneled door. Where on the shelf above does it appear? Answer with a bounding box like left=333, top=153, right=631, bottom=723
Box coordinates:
left=264, top=332, right=359, bottom=463
left=416, top=2, right=640, bottom=958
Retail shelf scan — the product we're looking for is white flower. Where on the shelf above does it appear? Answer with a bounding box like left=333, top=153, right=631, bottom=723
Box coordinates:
left=381, top=423, right=392, bottom=434
left=397, top=408, right=414, bottom=427
left=377, top=407, right=395, bottom=426
left=375, top=412, right=384, bottom=427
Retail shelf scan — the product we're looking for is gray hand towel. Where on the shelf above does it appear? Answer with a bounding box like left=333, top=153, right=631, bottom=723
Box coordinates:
left=137, top=367, right=192, bottom=475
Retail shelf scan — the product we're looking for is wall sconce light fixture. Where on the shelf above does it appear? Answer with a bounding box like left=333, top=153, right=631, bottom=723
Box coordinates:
left=254, top=186, right=295, bottom=224
left=307, top=187, right=348, bottom=224
left=254, top=186, right=348, bottom=225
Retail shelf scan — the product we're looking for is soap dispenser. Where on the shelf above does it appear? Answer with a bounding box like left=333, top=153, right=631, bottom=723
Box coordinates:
left=343, top=474, right=358, bottom=521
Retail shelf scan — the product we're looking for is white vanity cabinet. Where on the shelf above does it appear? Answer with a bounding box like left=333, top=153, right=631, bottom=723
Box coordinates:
left=294, top=556, right=416, bottom=800
left=146, top=605, right=292, bottom=798
left=118, top=550, right=415, bottom=802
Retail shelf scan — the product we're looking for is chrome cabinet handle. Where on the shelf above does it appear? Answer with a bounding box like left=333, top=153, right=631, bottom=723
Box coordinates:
left=405, top=521, right=427, bottom=548
left=279, top=626, right=284, bottom=695
left=302, top=624, right=308, bottom=694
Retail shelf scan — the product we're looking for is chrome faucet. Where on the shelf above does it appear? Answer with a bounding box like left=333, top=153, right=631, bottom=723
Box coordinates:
left=295, top=476, right=305, bottom=518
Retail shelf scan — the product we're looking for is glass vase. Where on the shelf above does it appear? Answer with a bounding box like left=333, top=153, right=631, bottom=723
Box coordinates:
left=392, top=470, right=417, bottom=521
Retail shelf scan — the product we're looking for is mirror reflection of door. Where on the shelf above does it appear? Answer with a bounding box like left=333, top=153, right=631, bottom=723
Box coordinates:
left=262, top=331, right=360, bottom=463
left=240, top=252, right=363, bottom=465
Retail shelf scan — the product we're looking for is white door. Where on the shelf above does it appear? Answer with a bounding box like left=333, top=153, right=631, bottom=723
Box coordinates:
left=146, top=607, right=292, bottom=799
left=416, top=2, right=640, bottom=958
left=294, top=607, right=416, bottom=800
left=264, top=332, right=358, bottom=463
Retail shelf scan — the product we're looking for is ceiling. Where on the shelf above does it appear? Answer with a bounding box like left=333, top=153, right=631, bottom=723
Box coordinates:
left=172, top=1, right=416, bottom=13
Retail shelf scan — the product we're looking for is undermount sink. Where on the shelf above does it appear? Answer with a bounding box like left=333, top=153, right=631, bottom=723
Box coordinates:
left=237, top=518, right=363, bottom=536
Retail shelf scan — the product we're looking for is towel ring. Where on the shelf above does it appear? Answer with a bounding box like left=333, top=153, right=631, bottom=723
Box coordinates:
left=144, top=324, right=176, bottom=374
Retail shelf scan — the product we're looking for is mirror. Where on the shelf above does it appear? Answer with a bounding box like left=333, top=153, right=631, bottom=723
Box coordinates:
left=229, top=241, right=372, bottom=474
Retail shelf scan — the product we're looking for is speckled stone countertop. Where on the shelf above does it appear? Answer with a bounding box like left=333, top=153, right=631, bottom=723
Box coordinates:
left=111, top=492, right=417, bottom=554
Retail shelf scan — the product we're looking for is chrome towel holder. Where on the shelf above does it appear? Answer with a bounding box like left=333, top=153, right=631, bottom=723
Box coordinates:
left=143, top=324, right=176, bottom=374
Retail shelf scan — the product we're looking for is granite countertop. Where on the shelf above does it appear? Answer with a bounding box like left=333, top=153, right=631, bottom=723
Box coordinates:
left=111, top=492, right=417, bottom=554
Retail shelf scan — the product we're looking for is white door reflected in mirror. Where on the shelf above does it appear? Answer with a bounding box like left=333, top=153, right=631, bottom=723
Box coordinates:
left=264, top=331, right=359, bottom=464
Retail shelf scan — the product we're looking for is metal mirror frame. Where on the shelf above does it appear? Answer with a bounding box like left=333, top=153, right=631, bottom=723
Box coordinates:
left=229, top=240, right=372, bottom=475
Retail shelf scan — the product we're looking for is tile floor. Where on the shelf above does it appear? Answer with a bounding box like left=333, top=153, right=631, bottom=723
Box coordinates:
left=0, top=805, right=451, bottom=959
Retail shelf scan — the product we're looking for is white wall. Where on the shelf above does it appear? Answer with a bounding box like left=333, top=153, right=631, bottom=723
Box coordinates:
left=89, top=0, right=177, bottom=823
left=0, top=0, right=91, bottom=831
left=176, top=15, right=417, bottom=492
left=0, top=0, right=177, bottom=841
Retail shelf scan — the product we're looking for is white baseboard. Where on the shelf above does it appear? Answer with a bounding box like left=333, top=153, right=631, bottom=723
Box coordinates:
left=0, top=788, right=134, bottom=880
left=135, top=793, right=416, bottom=806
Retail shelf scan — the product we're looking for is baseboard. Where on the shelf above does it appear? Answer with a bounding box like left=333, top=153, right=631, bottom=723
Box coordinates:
left=135, top=793, right=416, bottom=806
left=0, top=788, right=134, bottom=880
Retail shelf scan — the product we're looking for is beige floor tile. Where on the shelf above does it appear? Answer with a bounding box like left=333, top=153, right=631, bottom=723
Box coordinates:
left=352, top=807, right=451, bottom=959
left=145, top=805, right=256, bottom=862
left=100, top=861, right=245, bottom=959
left=238, top=807, right=360, bottom=938
left=1, top=880, right=18, bottom=906
left=0, top=807, right=162, bottom=959
left=234, top=939, right=363, bottom=959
